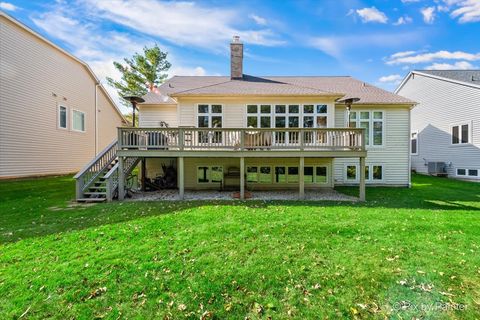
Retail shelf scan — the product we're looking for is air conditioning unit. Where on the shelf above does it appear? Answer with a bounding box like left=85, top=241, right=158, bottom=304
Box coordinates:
left=428, top=162, right=447, bottom=176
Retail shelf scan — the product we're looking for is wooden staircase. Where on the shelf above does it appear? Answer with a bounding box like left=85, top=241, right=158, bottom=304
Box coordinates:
left=74, top=141, right=139, bottom=202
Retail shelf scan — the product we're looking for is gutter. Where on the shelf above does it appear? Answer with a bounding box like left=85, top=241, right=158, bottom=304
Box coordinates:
left=95, top=84, right=99, bottom=155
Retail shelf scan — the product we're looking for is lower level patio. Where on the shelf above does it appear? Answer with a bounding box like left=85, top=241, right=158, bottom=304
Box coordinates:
left=125, top=188, right=358, bottom=202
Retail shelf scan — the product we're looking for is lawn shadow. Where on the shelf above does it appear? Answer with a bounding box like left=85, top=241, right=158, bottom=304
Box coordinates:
left=1, top=174, right=478, bottom=244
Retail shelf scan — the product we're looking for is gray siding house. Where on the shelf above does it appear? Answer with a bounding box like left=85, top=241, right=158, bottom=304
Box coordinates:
left=396, top=70, right=480, bottom=180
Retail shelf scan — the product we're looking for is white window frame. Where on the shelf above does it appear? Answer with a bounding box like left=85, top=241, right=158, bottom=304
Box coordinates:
left=456, top=167, right=479, bottom=179
left=196, top=104, right=223, bottom=145
left=345, top=164, right=359, bottom=182
left=58, top=105, right=68, bottom=130
left=244, top=103, right=329, bottom=129
left=450, top=122, right=471, bottom=146
left=196, top=104, right=223, bottom=128
left=344, top=164, right=384, bottom=182
left=348, top=110, right=385, bottom=147
left=71, top=109, right=86, bottom=133
left=411, top=131, right=418, bottom=155
left=313, top=165, right=329, bottom=185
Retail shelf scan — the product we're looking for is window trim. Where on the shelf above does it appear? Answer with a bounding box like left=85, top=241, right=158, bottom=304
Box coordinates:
left=456, top=167, right=479, bottom=178
left=344, top=164, right=384, bottom=182
left=71, top=109, right=86, bottom=133
left=450, top=122, right=471, bottom=146
left=348, top=110, right=385, bottom=148
left=196, top=104, right=224, bottom=128
left=196, top=165, right=224, bottom=184
left=244, top=103, right=330, bottom=129
left=58, top=104, right=68, bottom=130
left=411, top=131, right=418, bottom=155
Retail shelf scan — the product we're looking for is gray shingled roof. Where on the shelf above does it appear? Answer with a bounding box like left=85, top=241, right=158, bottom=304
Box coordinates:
left=418, top=70, right=480, bottom=86
left=142, top=91, right=177, bottom=104
left=147, top=74, right=414, bottom=105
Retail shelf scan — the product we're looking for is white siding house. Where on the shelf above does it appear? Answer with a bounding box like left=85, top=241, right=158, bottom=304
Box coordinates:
left=75, top=36, right=414, bottom=202
left=396, top=70, right=480, bottom=180
left=0, top=12, right=126, bottom=178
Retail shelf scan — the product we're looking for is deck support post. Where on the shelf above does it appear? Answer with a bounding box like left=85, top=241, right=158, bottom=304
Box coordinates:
left=141, top=158, right=146, bottom=191
left=240, top=157, right=245, bottom=200
left=178, top=157, right=184, bottom=200
left=118, top=156, right=125, bottom=200
left=359, top=156, right=366, bottom=201
left=299, top=157, right=305, bottom=200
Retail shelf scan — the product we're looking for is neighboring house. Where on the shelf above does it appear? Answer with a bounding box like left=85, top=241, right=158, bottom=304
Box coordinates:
left=396, top=70, right=480, bottom=181
left=0, top=12, right=126, bottom=178
left=75, top=36, right=414, bottom=202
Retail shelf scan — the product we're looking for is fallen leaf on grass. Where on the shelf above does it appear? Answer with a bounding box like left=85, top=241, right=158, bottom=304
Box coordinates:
left=85, top=287, right=107, bottom=300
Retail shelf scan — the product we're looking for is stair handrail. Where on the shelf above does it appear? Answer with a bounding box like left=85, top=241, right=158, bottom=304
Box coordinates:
left=104, top=157, right=141, bottom=201
left=74, top=140, right=118, bottom=199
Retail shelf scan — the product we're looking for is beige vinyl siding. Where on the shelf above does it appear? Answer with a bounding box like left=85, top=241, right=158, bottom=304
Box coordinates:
left=138, top=105, right=178, bottom=128
left=333, top=105, right=410, bottom=186
left=174, top=97, right=337, bottom=128
left=183, top=157, right=333, bottom=190
left=397, top=73, right=480, bottom=178
left=97, top=87, right=125, bottom=150
left=0, top=16, right=122, bottom=178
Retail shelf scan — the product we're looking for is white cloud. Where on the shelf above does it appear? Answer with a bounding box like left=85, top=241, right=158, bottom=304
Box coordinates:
left=393, top=16, right=413, bottom=25
left=249, top=14, right=267, bottom=26
left=83, top=0, right=284, bottom=50
left=31, top=6, right=217, bottom=113
left=421, top=6, right=436, bottom=24
left=356, top=7, right=388, bottom=23
left=450, top=0, right=480, bottom=23
left=386, top=50, right=480, bottom=65
left=425, top=61, right=474, bottom=70
left=309, top=32, right=422, bottom=59
left=401, top=0, right=421, bottom=3
left=0, top=1, right=17, bottom=11
left=378, top=74, right=403, bottom=84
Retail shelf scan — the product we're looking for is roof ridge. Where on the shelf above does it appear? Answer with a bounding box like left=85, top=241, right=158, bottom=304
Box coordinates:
left=169, top=79, right=234, bottom=95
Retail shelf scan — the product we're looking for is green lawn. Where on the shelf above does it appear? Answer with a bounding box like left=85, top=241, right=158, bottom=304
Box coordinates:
left=0, top=175, right=479, bottom=319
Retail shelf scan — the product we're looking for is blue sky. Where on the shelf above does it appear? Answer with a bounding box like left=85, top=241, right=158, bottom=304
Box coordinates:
left=1, top=0, right=479, bottom=112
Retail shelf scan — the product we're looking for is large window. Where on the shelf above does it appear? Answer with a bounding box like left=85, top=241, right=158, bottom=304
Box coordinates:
left=197, top=166, right=223, bottom=184
left=451, top=123, right=470, bottom=145
left=246, top=104, right=328, bottom=129
left=198, top=104, right=222, bottom=143
left=72, top=110, right=85, bottom=132
left=411, top=131, right=418, bottom=155
left=246, top=103, right=329, bottom=145
left=349, top=111, right=384, bottom=146
left=58, top=105, right=67, bottom=129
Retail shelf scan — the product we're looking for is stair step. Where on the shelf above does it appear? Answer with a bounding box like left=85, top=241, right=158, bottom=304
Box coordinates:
left=77, top=198, right=106, bottom=203
left=84, top=192, right=107, bottom=196
left=89, top=186, right=107, bottom=190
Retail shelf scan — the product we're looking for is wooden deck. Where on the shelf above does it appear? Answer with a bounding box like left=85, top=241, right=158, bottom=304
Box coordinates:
left=117, top=127, right=366, bottom=157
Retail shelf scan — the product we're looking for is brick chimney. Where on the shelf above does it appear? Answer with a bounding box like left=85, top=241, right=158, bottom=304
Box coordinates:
left=230, top=36, right=243, bottom=80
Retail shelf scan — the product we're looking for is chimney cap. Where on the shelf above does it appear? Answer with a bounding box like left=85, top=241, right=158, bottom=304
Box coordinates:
left=232, top=35, right=241, bottom=43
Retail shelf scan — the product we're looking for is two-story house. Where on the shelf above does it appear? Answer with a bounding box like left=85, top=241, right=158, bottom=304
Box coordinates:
left=0, top=12, right=126, bottom=179
left=75, top=36, right=414, bottom=202
left=396, top=70, right=480, bottom=181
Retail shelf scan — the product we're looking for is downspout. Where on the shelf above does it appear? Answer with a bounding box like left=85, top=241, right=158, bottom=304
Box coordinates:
left=95, top=84, right=99, bottom=154
left=407, top=106, right=412, bottom=188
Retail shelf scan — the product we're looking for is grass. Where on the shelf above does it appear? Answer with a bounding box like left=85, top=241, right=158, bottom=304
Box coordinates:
left=0, top=175, right=479, bottom=319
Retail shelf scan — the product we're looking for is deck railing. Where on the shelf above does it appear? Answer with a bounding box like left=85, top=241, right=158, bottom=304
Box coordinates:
left=118, top=127, right=365, bottom=152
